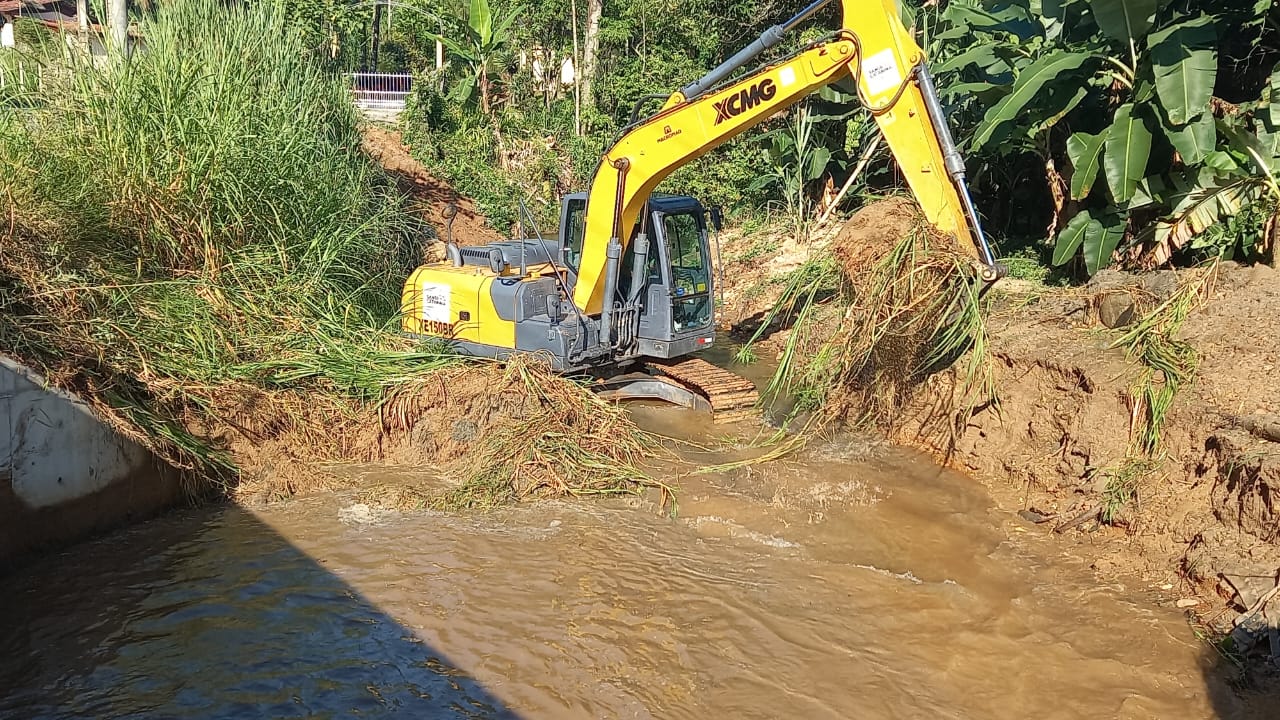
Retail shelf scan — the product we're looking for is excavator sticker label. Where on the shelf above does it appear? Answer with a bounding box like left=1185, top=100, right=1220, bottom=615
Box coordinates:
left=713, top=78, right=777, bottom=125
left=420, top=282, right=452, bottom=324
left=862, top=49, right=902, bottom=97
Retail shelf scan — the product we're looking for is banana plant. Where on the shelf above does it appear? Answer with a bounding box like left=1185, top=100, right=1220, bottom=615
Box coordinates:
left=933, top=0, right=1277, bottom=274
left=748, top=86, right=859, bottom=238
left=434, top=0, right=521, bottom=115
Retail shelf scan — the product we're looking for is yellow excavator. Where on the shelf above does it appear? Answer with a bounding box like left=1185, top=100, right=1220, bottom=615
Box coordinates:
left=401, top=0, right=1003, bottom=418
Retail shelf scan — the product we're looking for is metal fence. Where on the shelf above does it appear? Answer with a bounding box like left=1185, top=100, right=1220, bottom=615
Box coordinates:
left=348, top=72, right=412, bottom=117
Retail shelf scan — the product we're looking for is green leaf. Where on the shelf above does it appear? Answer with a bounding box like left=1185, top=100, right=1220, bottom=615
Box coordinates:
left=1149, top=16, right=1217, bottom=126
left=1103, top=103, right=1153, bottom=203
left=1223, top=124, right=1276, bottom=174
left=1087, top=0, right=1157, bottom=42
left=1165, top=111, right=1215, bottom=165
left=807, top=147, right=832, bottom=181
left=934, top=45, right=1000, bottom=74
left=972, top=51, right=1097, bottom=149
left=1053, top=209, right=1093, bottom=265
left=938, top=81, right=1003, bottom=99
left=1269, top=60, right=1280, bottom=128
left=468, top=0, right=492, bottom=46
left=1067, top=130, right=1106, bottom=199
left=1202, top=150, right=1239, bottom=173
left=1030, top=85, right=1089, bottom=137
left=1125, top=175, right=1167, bottom=210
left=1083, top=215, right=1125, bottom=275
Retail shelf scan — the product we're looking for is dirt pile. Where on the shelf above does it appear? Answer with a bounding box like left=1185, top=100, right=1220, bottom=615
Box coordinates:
left=217, top=359, right=658, bottom=509
left=734, top=196, right=984, bottom=426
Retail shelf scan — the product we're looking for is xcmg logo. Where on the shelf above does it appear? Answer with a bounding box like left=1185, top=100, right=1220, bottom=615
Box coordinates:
left=713, top=78, right=777, bottom=125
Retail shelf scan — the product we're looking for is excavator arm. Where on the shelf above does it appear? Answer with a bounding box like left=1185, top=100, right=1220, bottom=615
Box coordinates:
left=572, top=0, right=1002, bottom=316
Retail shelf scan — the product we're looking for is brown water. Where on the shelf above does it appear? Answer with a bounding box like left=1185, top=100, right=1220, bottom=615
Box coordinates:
left=0, top=404, right=1258, bottom=719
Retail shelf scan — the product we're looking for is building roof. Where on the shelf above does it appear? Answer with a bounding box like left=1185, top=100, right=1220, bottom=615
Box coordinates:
left=1, top=0, right=141, bottom=39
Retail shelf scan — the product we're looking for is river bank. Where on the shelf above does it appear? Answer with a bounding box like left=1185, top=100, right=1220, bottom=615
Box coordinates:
left=2, top=411, right=1264, bottom=718
left=717, top=211, right=1280, bottom=683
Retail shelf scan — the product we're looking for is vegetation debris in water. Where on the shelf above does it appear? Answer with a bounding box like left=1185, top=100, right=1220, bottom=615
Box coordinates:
left=741, top=197, right=992, bottom=443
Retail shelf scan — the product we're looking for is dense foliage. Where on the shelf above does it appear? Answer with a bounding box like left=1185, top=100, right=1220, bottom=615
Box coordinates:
left=269, top=0, right=1278, bottom=273
left=931, top=0, right=1279, bottom=273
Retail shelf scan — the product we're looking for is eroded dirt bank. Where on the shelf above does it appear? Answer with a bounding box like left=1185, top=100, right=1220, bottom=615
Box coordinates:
left=903, top=265, right=1280, bottom=657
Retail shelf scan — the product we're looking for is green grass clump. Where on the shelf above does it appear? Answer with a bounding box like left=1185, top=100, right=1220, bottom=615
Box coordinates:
left=0, top=0, right=444, bottom=485
left=1111, top=266, right=1215, bottom=456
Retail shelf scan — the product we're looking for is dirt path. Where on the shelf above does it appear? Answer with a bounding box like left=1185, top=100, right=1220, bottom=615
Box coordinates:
left=361, top=125, right=503, bottom=247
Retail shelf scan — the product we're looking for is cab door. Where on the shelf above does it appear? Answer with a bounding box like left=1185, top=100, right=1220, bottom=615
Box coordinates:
left=658, top=210, right=714, bottom=336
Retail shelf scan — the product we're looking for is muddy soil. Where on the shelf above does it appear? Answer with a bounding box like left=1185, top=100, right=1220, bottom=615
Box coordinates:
left=908, top=265, right=1280, bottom=646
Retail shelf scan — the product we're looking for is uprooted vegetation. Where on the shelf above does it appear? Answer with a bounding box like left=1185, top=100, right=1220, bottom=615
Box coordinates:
left=0, top=0, right=656, bottom=509
left=739, top=197, right=992, bottom=440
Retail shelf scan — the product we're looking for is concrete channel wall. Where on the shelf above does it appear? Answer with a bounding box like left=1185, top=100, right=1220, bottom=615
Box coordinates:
left=0, top=357, right=184, bottom=568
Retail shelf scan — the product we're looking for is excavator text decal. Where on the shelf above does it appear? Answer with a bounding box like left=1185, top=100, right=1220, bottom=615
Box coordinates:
left=713, top=78, right=777, bottom=125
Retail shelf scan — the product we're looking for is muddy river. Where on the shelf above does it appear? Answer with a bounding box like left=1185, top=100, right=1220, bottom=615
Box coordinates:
left=0, top=403, right=1260, bottom=718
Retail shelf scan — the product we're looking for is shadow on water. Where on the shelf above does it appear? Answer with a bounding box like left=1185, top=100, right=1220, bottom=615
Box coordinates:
left=0, top=503, right=520, bottom=719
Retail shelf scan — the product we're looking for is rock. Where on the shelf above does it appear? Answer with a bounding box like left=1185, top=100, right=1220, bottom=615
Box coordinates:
left=1018, top=509, right=1052, bottom=524
left=1086, top=268, right=1136, bottom=292
left=1176, top=597, right=1200, bottom=608
left=1096, top=291, right=1136, bottom=328
left=1249, top=263, right=1276, bottom=285
left=1141, top=270, right=1180, bottom=300
left=1091, top=556, right=1118, bottom=573
left=450, top=418, right=479, bottom=442
left=1222, top=572, right=1280, bottom=610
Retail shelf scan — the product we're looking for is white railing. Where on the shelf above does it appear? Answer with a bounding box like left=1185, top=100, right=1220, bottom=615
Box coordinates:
left=349, top=72, right=412, bottom=116
left=0, top=60, right=41, bottom=94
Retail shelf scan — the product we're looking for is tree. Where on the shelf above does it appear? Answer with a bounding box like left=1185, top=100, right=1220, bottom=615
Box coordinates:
left=580, top=0, right=601, bottom=109
left=933, top=0, right=1279, bottom=274
left=437, top=0, right=520, bottom=115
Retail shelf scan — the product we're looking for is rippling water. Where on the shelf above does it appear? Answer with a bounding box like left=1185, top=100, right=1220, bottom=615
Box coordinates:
left=0, top=407, right=1258, bottom=718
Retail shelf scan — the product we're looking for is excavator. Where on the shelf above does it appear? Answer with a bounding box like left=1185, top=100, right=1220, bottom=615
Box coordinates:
left=401, top=0, right=1003, bottom=419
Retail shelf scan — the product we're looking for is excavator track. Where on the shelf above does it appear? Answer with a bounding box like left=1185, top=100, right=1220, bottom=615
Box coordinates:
left=645, top=357, right=760, bottom=423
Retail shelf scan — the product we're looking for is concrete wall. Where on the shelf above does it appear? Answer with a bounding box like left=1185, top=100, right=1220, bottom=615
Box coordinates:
left=0, top=357, right=184, bottom=569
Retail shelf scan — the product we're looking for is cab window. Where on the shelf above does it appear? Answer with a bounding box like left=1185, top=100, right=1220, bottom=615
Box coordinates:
left=562, top=198, right=587, bottom=271
left=663, top=212, right=710, bottom=296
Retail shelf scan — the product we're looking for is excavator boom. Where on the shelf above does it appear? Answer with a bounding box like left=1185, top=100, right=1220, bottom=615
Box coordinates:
left=572, top=0, right=1000, bottom=316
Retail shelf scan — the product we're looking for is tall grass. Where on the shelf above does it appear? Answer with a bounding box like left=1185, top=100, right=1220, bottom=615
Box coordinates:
left=0, top=0, right=657, bottom=509
left=0, top=0, right=448, bottom=484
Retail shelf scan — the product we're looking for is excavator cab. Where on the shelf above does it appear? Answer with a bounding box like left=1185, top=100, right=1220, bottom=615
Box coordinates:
left=560, top=193, right=716, bottom=361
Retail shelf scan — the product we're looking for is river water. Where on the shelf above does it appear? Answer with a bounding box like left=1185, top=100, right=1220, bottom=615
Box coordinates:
left=0, top=403, right=1259, bottom=719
